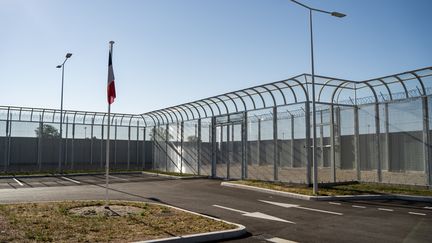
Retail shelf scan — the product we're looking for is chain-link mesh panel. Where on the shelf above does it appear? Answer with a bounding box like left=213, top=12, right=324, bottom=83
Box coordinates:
left=383, top=99, right=426, bottom=185
left=230, top=124, right=243, bottom=179
left=337, top=107, right=357, bottom=182
left=215, top=125, right=227, bottom=178
left=200, top=121, right=212, bottom=176
left=277, top=109, right=308, bottom=183
left=182, top=120, right=199, bottom=174
left=247, top=110, right=274, bottom=181
left=358, top=104, right=379, bottom=182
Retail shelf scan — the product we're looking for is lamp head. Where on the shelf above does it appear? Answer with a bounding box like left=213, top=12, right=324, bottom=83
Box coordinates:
left=65, top=53, right=72, bottom=58
left=56, top=65, right=62, bottom=68
left=331, top=12, right=346, bottom=18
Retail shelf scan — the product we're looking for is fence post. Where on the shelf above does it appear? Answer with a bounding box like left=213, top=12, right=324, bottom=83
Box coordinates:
left=5, top=110, right=11, bottom=172
left=354, top=106, right=360, bottom=181
left=197, top=119, right=202, bottom=175
left=242, top=112, right=248, bottom=179
left=90, top=118, right=94, bottom=166
left=65, top=117, right=69, bottom=168
left=115, top=120, right=118, bottom=166
left=257, top=118, right=261, bottom=165
left=100, top=124, right=104, bottom=169
left=422, top=97, right=431, bottom=186
left=226, top=124, right=230, bottom=179
left=136, top=122, right=139, bottom=170
left=290, top=114, right=295, bottom=168
left=128, top=122, right=131, bottom=170
left=180, top=121, right=184, bottom=174
left=142, top=127, right=146, bottom=170
left=152, top=124, right=156, bottom=170
left=38, top=119, right=43, bottom=171
left=305, top=102, right=312, bottom=185
left=71, top=123, right=75, bottom=170
left=165, top=124, right=169, bottom=172
left=384, top=103, right=390, bottom=171
left=211, top=117, right=217, bottom=178
left=330, top=105, right=336, bottom=182
left=273, top=107, right=279, bottom=181
left=375, top=103, right=382, bottom=182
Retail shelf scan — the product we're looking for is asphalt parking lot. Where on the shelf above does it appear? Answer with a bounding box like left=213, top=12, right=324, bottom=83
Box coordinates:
left=0, top=174, right=431, bottom=243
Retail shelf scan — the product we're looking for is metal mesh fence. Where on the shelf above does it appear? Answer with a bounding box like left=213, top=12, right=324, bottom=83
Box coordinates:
left=1, top=67, right=432, bottom=187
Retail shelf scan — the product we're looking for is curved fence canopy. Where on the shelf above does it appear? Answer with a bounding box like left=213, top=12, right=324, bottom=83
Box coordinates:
left=0, top=106, right=146, bottom=127
left=1, top=66, right=430, bottom=126
left=142, top=66, right=432, bottom=126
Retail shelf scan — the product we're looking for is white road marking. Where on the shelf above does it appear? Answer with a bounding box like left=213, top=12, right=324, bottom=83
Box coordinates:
left=213, top=205, right=248, bottom=214
left=260, top=200, right=343, bottom=216
left=329, top=202, right=341, bottom=205
left=108, top=175, right=129, bottom=181
left=378, top=208, right=394, bottom=212
left=60, top=176, right=81, bottom=184
left=424, top=206, right=432, bottom=210
left=409, top=212, right=426, bottom=216
left=352, top=205, right=366, bottom=209
left=267, top=237, right=298, bottom=243
left=212, top=205, right=295, bottom=224
left=13, top=178, right=24, bottom=186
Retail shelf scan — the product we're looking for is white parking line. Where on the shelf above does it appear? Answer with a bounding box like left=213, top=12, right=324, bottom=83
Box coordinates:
left=213, top=205, right=248, bottom=214
left=260, top=200, right=343, bottom=216
left=213, top=205, right=295, bottom=223
left=60, top=176, right=81, bottom=184
left=352, top=205, right=366, bottom=209
left=424, top=206, right=432, bottom=210
left=108, top=175, right=129, bottom=181
left=267, top=237, right=298, bottom=243
left=409, top=212, right=426, bottom=216
left=329, top=202, right=341, bottom=205
left=13, top=178, right=24, bottom=186
left=378, top=208, right=394, bottom=212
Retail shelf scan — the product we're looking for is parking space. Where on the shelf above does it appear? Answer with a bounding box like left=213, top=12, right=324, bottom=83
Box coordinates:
left=0, top=173, right=170, bottom=190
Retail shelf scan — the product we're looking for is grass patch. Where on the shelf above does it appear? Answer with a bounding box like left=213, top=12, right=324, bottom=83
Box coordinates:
left=0, top=201, right=235, bottom=242
left=144, top=170, right=197, bottom=177
left=232, top=180, right=432, bottom=196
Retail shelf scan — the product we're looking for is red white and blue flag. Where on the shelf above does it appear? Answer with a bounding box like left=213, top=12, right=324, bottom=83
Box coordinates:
left=107, top=46, right=116, bottom=104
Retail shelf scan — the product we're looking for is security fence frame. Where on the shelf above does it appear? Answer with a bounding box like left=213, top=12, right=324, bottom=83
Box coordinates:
left=1, top=67, right=432, bottom=187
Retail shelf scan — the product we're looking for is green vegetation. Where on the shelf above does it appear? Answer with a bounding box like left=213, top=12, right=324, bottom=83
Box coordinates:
left=232, top=180, right=432, bottom=196
left=0, top=201, right=235, bottom=242
left=34, top=124, right=60, bottom=138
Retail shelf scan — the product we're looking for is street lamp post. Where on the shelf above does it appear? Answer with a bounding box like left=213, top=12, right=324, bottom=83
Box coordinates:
left=288, top=0, right=345, bottom=194
left=56, top=53, right=72, bottom=173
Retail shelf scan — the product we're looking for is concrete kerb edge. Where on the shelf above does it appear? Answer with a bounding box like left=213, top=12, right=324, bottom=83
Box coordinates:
left=221, top=182, right=432, bottom=202
left=134, top=203, right=246, bottom=243
left=141, top=171, right=209, bottom=180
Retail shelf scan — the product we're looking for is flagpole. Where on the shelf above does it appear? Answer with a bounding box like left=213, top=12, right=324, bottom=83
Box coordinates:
left=105, top=41, right=115, bottom=209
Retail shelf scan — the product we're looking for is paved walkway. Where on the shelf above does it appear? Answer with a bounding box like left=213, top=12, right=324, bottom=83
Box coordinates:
left=0, top=174, right=431, bottom=242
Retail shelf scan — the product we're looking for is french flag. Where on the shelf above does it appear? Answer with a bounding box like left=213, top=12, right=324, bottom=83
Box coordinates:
left=107, top=45, right=116, bottom=104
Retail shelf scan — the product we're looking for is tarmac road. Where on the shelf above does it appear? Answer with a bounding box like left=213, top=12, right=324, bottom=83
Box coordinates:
left=0, top=173, right=431, bottom=243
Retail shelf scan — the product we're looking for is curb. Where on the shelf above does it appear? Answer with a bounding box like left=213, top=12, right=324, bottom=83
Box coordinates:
left=0, top=171, right=142, bottom=179
left=141, top=171, right=209, bottom=180
left=221, top=182, right=432, bottom=202
left=134, top=203, right=246, bottom=243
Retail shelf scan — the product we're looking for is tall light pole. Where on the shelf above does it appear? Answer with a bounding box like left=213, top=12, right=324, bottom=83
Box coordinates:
left=288, top=0, right=345, bottom=194
left=56, top=53, right=72, bottom=173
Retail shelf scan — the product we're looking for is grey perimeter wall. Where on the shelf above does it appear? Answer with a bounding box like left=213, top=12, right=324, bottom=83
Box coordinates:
left=1, top=98, right=431, bottom=187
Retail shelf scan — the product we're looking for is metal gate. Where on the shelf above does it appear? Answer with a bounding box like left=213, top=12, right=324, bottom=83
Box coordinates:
left=213, top=113, right=245, bottom=180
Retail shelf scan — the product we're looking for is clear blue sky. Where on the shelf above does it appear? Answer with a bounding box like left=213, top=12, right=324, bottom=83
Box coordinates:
left=1, top=0, right=431, bottom=114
